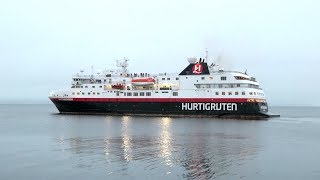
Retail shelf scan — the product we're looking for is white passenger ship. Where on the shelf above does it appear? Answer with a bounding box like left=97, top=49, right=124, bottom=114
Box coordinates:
left=49, top=50, right=271, bottom=118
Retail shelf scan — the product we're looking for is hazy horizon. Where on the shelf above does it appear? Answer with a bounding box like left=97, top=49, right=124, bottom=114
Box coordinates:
left=1, top=0, right=319, bottom=106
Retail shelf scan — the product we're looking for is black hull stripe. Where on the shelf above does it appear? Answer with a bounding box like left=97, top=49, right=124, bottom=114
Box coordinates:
left=50, top=100, right=269, bottom=117
left=50, top=98, right=266, bottom=103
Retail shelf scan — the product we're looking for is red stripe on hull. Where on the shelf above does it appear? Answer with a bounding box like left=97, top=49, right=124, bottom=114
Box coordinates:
left=50, top=98, right=266, bottom=103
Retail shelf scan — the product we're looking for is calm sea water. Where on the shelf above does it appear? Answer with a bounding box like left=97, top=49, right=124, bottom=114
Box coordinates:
left=1, top=105, right=320, bottom=180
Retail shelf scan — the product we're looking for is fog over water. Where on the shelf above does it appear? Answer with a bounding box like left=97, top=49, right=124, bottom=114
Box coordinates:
left=0, top=0, right=319, bottom=106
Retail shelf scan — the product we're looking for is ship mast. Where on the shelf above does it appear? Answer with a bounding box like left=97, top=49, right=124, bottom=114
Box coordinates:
left=116, top=57, right=129, bottom=75
left=205, top=48, right=208, bottom=62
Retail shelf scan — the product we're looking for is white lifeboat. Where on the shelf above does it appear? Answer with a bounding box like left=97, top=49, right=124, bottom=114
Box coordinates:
left=132, top=77, right=155, bottom=86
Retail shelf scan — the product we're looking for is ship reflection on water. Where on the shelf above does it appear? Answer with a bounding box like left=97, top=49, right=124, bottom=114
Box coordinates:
left=159, top=117, right=173, bottom=166
left=121, top=116, right=132, bottom=162
left=54, top=116, right=261, bottom=179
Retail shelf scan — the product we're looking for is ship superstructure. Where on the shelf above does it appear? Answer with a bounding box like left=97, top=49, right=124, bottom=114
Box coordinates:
left=49, top=50, right=269, bottom=117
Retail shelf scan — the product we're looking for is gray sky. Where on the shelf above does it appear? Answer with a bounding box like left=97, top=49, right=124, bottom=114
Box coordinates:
left=0, top=0, right=319, bottom=106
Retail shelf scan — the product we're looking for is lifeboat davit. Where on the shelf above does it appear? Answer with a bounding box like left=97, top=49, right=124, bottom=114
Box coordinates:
left=132, top=77, right=155, bottom=86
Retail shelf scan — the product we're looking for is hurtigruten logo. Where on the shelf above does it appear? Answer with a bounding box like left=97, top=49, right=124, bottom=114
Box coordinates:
left=182, top=103, right=238, bottom=111
left=192, top=63, right=203, bottom=74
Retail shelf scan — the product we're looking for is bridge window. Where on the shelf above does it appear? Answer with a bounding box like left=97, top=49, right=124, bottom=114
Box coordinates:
left=234, top=76, right=249, bottom=80
left=221, top=77, right=227, bottom=81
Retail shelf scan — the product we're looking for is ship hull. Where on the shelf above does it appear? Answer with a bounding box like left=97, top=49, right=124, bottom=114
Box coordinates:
left=50, top=98, right=269, bottom=118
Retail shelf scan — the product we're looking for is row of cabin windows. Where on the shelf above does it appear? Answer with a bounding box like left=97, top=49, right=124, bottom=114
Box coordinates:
left=216, top=92, right=245, bottom=96
left=74, top=78, right=112, bottom=81
left=200, top=76, right=256, bottom=82
left=196, top=83, right=259, bottom=89
left=123, top=92, right=179, bottom=97
left=71, top=91, right=262, bottom=96
left=124, top=92, right=151, bottom=96
left=59, top=91, right=262, bottom=97
left=249, top=92, right=264, bottom=96
left=73, top=92, right=101, bottom=95
left=161, top=77, right=179, bottom=80
left=216, top=92, right=263, bottom=96
left=201, top=76, right=254, bottom=81
left=257, top=92, right=264, bottom=96
left=248, top=84, right=259, bottom=89
left=196, top=84, right=241, bottom=88
left=72, top=85, right=103, bottom=89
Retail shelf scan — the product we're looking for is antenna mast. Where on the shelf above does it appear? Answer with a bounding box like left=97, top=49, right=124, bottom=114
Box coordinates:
left=91, top=65, right=94, bottom=77
left=116, top=57, right=129, bottom=75
left=205, top=48, right=208, bottom=62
